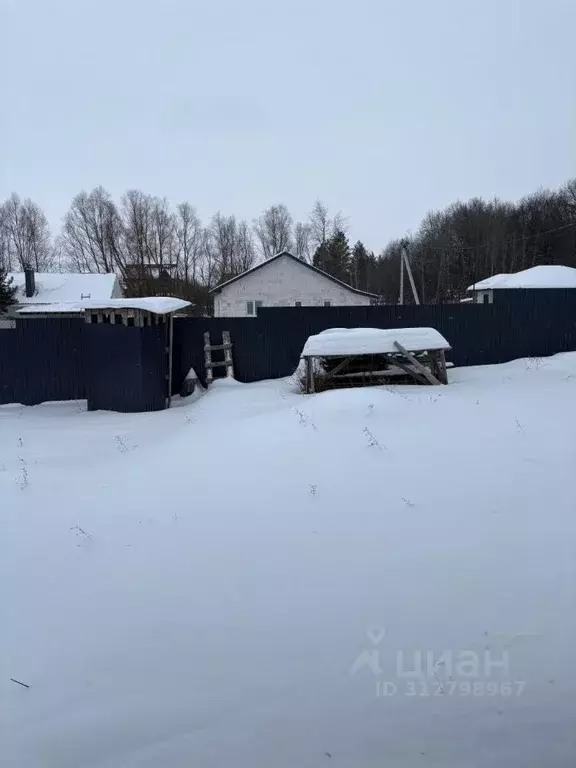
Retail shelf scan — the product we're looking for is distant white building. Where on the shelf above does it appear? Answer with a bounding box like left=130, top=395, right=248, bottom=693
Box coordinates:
left=8, top=270, right=122, bottom=315
left=467, top=265, right=576, bottom=304
left=210, top=251, right=378, bottom=318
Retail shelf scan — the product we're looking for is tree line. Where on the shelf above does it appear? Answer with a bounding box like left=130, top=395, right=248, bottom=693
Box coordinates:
left=377, top=178, right=576, bottom=303
left=2, top=178, right=576, bottom=311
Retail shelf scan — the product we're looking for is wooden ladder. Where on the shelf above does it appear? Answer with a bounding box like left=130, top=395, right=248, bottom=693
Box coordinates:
left=204, top=331, right=234, bottom=385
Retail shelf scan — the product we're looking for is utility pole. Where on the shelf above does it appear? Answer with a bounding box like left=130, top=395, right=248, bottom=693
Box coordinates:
left=398, top=242, right=420, bottom=305
left=403, top=247, right=420, bottom=305
left=398, top=249, right=405, bottom=305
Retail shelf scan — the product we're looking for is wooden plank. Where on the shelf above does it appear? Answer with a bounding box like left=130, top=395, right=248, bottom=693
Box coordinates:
left=203, top=331, right=213, bottom=385
left=304, top=356, right=314, bottom=394
left=222, top=331, right=234, bottom=378
left=392, top=356, right=428, bottom=384
left=325, top=355, right=356, bottom=379
left=166, top=314, right=174, bottom=407
left=204, top=360, right=232, bottom=369
left=427, top=350, right=440, bottom=381
left=437, top=349, right=448, bottom=384
left=393, top=342, right=441, bottom=385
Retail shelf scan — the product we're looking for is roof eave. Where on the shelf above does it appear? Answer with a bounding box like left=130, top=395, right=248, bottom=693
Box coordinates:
left=209, top=251, right=379, bottom=298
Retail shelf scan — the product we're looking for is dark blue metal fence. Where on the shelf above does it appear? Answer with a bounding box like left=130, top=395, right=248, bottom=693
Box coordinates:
left=83, top=324, right=168, bottom=412
left=0, top=318, right=85, bottom=406
left=2, top=292, right=576, bottom=408
left=172, top=292, right=576, bottom=389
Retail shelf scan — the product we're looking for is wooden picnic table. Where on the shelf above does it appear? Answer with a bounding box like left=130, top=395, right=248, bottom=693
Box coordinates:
left=300, top=327, right=451, bottom=393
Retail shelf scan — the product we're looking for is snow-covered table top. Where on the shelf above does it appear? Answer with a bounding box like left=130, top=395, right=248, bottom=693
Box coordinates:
left=17, top=297, right=192, bottom=315
left=301, top=327, right=451, bottom=357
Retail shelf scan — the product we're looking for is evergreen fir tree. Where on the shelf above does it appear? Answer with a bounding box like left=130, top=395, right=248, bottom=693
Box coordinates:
left=313, top=231, right=352, bottom=281
left=312, top=241, right=330, bottom=272
left=0, top=268, right=17, bottom=313
left=325, top=230, right=351, bottom=282
left=350, top=240, right=372, bottom=290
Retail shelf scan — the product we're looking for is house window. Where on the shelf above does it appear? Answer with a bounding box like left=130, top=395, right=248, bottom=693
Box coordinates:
left=324, top=300, right=332, bottom=307
left=295, top=301, right=302, bottom=307
left=246, top=300, right=263, bottom=317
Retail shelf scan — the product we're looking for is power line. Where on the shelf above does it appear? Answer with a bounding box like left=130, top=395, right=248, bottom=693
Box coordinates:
left=410, top=219, right=576, bottom=254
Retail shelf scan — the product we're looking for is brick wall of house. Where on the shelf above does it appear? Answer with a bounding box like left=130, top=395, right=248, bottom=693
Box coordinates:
left=214, top=255, right=371, bottom=317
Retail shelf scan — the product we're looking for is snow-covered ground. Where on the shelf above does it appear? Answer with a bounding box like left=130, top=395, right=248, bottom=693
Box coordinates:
left=2, top=355, right=575, bottom=767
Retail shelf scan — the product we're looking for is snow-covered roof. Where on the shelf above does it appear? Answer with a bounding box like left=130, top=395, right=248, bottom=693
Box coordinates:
left=467, top=265, right=576, bottom=291
left=209, top=251, right=379, bottom=298
left=8, top=272, right=120, bottom=304
left=301, top=327, right=451, bottom=357
left=17, top=298, right=192, bottom=315
left=467, top=272, right=511, bottom=290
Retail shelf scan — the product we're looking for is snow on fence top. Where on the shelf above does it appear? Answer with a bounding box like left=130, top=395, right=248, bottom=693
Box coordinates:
left=301, top=327, right=451, bottom=357
left=467, top=265, right=576, bottom=291
left=17, top=297, right=192, bottom=315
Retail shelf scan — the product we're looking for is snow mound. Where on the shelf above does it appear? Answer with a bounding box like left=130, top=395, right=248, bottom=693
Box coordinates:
left=301, top=327, right=451, bottom=357
left=2, top=354, right=576, bottom=767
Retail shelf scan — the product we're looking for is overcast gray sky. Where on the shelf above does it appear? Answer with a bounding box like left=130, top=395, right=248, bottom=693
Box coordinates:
left=1, top=0, right=575, bottom=252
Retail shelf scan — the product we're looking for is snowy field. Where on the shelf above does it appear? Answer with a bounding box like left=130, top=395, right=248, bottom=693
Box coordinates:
left=2, top=355, right=576, bottom=767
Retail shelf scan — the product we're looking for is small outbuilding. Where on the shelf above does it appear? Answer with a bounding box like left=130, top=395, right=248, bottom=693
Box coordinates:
left=300, top=327, right=451, bottom=393
left=19, top=297, right=191, bottom=412
left=467, top=265, right=576, bottom=304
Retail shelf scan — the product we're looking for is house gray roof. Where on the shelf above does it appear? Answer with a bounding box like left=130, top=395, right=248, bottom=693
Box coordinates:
left=209, top=251, right=378, bottom=298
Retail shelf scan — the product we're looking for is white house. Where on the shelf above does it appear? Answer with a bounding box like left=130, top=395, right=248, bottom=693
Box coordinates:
left=210, top=251, right=378, bottom=317
left=467, top=265, right=576, bottom=303
left=7, top=270, right=122, bottom=315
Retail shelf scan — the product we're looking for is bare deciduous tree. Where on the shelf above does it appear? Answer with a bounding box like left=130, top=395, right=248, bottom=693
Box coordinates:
left=2, top=194, right=53, bottom=270
left=198, top=227, right=218, bottom=289
left=175, top=202, right=203, bottom=283
left=120, top=189, right=150, bottom=271
left=308, top=199, right=346, bottom=250
left=0, top=204, right=11, bottom=270
left=148, top=196, right=176, bottom=270
left=61, top=187, right=123, bottom=273
left=120, top=190, right=176, bottom=270
left=206, top=213, right=255, bottom=282
left=209, top=212, right=238, bottom=281
left=294, top=221, right=312, bottom=261
left=117, top=190, right=179, bottom=295
left=253, top=204, right=294, bottom=260
left=236, top=220, right=256, bottom=272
